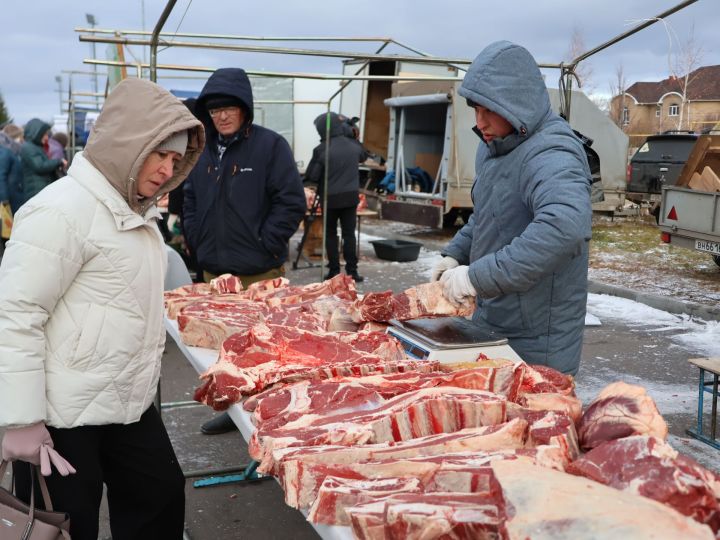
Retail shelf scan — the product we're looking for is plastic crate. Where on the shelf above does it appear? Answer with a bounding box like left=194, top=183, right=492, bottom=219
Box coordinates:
left=370, top=239, right=422, bottom=262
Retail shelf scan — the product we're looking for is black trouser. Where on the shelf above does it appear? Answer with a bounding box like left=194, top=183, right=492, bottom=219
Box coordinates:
left=325, top=206, right=358, bottom=273
left=13, top=406, right=185, bottom=540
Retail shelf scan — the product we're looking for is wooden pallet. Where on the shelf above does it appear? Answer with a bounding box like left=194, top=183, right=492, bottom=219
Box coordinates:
left=676, top=135, right=720, bottom=188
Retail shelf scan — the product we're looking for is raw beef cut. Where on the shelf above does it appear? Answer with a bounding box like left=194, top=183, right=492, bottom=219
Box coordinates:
left=567, top=435, right=720, bottom=533
left=518, top=363, right=575, bottom=396
left=264, top=274, right=357, bottom=307
left=250, top=387, right=507, bottom=470
left=350, top=282, right=474, bottom=323
left=177, top=300, right=271, bottom=348
left=208, top=273, right=244, bottom=294
left=164, top=283, right=213, bottom=318
left=280, top=445, right=567, bottom=510
left=242, top=276, right=289, bottom=300
left=178, top=302, right=329, bottom=349
left=270, top=420, right=528, bottom=476
left=578, top=381, right=668, bottom=450
left=515, top=392, right=583, bottom=424
left=347, top=492, right=500, bottom=539
left=245, top=362, right=525, bottom=428
left=299, top=295, right=359, bottom=332
left=308, top=476, right=423, bottom=526
left=507, top=403, right=580, bottom=460
left=194, top=325, right=422, bottom=409
left=490, top=459, right=714, bottom=540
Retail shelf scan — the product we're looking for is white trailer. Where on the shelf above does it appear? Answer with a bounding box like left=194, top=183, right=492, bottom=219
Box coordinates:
left=374, top=80, right=629, bottom=228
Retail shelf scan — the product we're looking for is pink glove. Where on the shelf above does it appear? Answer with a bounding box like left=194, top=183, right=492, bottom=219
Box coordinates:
left=1, top=423, right=76, bottom=476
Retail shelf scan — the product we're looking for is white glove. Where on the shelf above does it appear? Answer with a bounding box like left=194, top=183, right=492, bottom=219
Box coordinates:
left=431, top=256, right=459, bottom=282
left=440, top=265, right=477, bottom=306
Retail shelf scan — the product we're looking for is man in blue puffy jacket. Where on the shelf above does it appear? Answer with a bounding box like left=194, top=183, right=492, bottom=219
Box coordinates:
left=184, top=68, right=306, bottom=434
left=432, top=41, right=592, bottom=376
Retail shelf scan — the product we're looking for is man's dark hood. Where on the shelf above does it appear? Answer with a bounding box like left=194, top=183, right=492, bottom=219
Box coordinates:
left=314, top=112, right=347, bottom=140
left=196, top=68, right=254, bottom=138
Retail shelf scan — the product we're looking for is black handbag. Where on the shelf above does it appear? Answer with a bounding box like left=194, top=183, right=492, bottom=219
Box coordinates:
left=0, top=460, right=71, bottom=539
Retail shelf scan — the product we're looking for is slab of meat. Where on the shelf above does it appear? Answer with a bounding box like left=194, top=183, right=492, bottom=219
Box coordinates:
left=515, top=392, right=583, bottom=424
left=194, top=325, right=422, bottom=409
left=299, top=295, right=359, bottom=332
left=177, top=300, right=271, bottom=348
left=347, top=492, right=500, bottom=539
left=578, top=381, right=668, bottom=451
left=242, top=276, right=289, bottom=300
left=250, top=387, right=507, bottom=470
left=490, top=459, right=714, bottom=540
left=506, top=403, right=580, bottom=461
left=164, top=283, right=212, bottom=318
left=270, top=419, right=528, bottom=476
left=517, top=363, right=576, bottom=396
left=280, top=445, right=567, bottom=510
left=308, top=476, right=423, bottom=526
left=567, top=435, right=720, bottom=533
left=350, top=282, right=473, bottom=323
left=245, top=362, right=525, bottom=429
left=208, top=273, right=244, bottom=294
left=264, top=274, right=357, bottom=307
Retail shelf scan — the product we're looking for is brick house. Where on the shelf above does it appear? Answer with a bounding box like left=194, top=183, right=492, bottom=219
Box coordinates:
left=610, top=65, right=720, bottom=148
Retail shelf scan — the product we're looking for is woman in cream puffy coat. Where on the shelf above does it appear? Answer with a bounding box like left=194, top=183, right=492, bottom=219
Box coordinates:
left=0, top=77, right=204, bottom=540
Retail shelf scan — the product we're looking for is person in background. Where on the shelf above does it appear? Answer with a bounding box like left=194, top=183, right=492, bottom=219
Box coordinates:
left=183, top=67, right=305, bottom=435
left=20, top=119, right=67, bottom=200
left=47, top=132, right=68, bottom=161
left=432, top=41, right=592, bottom=376
left=304, top=112, right=369, bottom=282
left=0, top=77, right=205, bottom=540
left=48, top=132, right=69, bottom=179
left=0, top=124, right=26, bottom=214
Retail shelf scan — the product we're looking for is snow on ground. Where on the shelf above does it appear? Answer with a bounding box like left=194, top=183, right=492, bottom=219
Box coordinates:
left=587, top=293, right=720, bottom=359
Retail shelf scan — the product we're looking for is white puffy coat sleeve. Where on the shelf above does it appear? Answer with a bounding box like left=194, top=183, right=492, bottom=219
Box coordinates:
left=0, top=203, right=84, bottom=426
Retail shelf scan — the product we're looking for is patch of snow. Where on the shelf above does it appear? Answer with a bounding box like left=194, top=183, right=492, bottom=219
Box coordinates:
left=587, top=293, right=720, bottom=358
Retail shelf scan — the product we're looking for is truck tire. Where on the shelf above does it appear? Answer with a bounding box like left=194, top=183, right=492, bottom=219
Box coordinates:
left=442, top=209, right=459, bottom=228
left=714, top=255, right=720, bottom=268
left=651, top=205, right=661, bottom=224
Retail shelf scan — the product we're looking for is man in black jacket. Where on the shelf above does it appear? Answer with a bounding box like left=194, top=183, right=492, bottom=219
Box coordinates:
left=184, top=68, right=305, bottom=434
left=305, top=112, right=369, bottom=282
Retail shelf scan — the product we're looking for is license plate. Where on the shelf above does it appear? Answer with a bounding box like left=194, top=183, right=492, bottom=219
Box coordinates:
left=695, top=239, right=720, bottom=255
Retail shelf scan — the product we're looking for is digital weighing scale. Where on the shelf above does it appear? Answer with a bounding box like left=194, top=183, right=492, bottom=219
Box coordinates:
left=387, top=317, right=523, bottom=364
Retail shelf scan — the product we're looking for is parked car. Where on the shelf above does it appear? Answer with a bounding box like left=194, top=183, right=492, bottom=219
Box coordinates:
left=626, top=131, right=699, bottom=220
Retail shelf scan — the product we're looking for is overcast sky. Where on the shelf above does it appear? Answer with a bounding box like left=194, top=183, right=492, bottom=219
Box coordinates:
left=1, top=0, right=718, bottom=126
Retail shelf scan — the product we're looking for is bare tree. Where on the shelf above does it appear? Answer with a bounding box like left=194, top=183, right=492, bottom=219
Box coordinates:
left=609, top=64, right=628, bottom=130
left=564, top=26, right=596, bottom=95
left=670, top=24, right=704, bottom=131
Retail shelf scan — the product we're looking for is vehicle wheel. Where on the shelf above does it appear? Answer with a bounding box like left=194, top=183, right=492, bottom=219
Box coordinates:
left=442, top=209, right=459, bottom=228
left=713, top=255, right=720, bottom=268
left=651, top=205, right=661, bottom=224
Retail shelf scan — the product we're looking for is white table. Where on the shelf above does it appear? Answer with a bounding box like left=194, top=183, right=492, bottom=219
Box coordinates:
left=164, top=317, right=352, bottom=540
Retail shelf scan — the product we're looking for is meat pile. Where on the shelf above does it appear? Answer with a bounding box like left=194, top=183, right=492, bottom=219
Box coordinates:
left=165, top=276, right=720, bottom=539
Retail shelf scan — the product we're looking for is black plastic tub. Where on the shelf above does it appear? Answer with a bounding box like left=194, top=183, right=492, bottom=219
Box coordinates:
left=370, top=239, right=422, bottom=262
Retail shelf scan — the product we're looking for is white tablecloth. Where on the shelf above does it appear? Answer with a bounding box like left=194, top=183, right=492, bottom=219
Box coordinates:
left=164, top=316, right=352, bottom=540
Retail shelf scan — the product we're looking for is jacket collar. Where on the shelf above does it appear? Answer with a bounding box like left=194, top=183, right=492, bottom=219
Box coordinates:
left=68, top=152, right=160, bottom=231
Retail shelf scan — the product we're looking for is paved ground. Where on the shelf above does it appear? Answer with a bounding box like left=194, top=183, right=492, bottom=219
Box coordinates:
left=2, top=217, right=718, bottom=539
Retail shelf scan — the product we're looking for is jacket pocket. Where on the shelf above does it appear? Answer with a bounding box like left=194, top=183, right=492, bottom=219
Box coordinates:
left=481, top=278, right=552, bottom=337
left=68, top=304, right=107, bottom=371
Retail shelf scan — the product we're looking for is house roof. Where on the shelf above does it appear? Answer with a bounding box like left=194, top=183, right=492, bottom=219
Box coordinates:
left=625, top=65, right=720, bottom=103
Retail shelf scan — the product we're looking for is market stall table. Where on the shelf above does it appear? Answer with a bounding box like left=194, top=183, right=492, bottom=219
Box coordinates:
left=164, top=316, right=353, bottom=540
